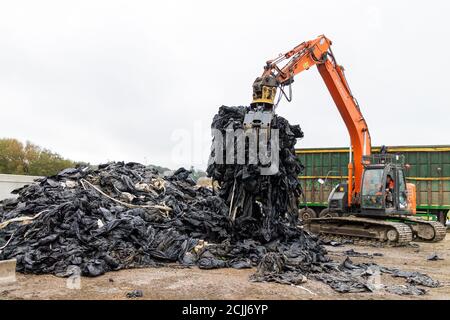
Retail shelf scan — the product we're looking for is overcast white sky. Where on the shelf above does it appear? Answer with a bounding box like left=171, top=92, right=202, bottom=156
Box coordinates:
left=1, top=0, right=449, bottom=170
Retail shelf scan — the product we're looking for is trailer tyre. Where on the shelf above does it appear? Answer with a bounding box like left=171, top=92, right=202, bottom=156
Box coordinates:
left=299, top=208, right=317, bottom=221
left=319, top=208, right=339, bottom=218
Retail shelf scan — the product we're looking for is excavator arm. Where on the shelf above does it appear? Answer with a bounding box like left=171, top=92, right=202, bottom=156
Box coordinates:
left=252, top=35, right=371, bottom=205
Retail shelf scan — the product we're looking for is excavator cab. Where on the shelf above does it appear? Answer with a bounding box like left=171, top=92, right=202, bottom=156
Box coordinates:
left=360, top=154, right=411, bottom=216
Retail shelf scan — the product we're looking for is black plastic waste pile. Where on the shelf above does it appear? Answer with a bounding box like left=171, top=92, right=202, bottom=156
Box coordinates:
left=0, top=160, right=328, bottom=279
left=0, top=105, right=441, bottom=296
left=206, top=105, right=304, bottom=242
left=0, top=164, right=209, bottom=276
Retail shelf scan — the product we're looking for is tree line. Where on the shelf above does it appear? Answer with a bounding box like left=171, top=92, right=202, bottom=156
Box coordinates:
left=0, top=138, right=79, bottom=176
left=0, top=138, right=208, bottom=180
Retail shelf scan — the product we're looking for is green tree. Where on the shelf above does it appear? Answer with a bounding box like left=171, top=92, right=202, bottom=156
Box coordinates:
left=0, top=138, right=26, bottom=174
left=0, top=138, right=79, bottom=176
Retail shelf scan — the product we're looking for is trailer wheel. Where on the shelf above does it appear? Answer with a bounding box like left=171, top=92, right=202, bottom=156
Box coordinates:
left=319, top=208, right=339, bottom=218
left=299, top=208, right=317, bottom=221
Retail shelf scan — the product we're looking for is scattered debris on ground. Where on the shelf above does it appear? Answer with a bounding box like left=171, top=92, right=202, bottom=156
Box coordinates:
left=380, top=267, right=440, bottom=288
left=343, top=249, right=383, bottom=258
left=126, top=289, right=143, bottom=298
left=312, top=257, right=440, bottom=295
left=320, top=238, right=353, bottom=247
left=427, top=253, right=444, bottom=261
left=385, top=285, right=427, bottom=296
left=249, top=252, right=307, bottom=285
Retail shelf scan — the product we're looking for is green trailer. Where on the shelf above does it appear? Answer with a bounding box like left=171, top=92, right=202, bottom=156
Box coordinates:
left=296, top=145, right=450, bottom=225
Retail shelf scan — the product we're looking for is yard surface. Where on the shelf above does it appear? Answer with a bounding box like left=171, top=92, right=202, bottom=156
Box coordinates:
left=2, top=232, right=450, bottom=300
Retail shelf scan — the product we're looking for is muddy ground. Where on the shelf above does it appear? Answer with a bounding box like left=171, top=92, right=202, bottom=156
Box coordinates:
left=1, top=231, right=449, bottom=300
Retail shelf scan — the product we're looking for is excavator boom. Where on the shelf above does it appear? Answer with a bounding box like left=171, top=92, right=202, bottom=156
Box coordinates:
left=252, top=35, right=370, bottom=205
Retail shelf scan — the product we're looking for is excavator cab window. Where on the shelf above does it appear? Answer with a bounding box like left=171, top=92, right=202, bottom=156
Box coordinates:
left=361, top=169, right=384, bottom=209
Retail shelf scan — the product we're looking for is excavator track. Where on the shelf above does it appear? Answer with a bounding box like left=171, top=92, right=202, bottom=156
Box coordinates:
left=304, top=217, right=413, bottom=245
left=316, top=234, right=410, bottom=248
left=397, top=218, right=447, bottom=242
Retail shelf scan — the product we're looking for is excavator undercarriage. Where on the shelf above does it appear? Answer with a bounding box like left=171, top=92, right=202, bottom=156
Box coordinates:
left=304, top=216, right=446, bottom=245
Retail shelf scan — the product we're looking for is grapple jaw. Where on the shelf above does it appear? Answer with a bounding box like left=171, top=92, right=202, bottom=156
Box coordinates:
left=243, top=109, right=273, bottom=131
left=242, top=107, right=278, bottom=176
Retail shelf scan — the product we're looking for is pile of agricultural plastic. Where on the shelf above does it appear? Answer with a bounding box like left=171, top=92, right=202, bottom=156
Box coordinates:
left=0, top=161, right=328, bottom=279
left=0, top=105, right=440, bottom=295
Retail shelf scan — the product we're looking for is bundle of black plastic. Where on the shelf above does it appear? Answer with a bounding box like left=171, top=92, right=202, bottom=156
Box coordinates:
left=207, top=105, right=304, bottom=242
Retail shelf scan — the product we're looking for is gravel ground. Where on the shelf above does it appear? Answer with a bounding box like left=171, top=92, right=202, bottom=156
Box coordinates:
left=1, top=231, right=449, bottom=300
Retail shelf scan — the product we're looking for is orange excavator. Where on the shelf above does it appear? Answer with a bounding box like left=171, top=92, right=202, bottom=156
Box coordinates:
left=248, top=35, right=445, bottom=244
